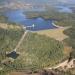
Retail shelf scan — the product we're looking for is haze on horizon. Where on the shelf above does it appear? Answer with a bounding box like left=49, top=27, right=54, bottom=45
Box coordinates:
left=0, top=0, right=75, bottom=5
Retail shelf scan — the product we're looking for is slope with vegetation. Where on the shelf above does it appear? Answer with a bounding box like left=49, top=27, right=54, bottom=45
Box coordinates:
left=0, top=7, right=75, bottom=75
left=25, top=10, right=75, bottom=75
left=0, top=23, right=65, bottom=74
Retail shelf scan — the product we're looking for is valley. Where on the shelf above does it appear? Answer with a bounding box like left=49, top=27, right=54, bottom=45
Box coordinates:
left=0, top=0, right=75, bottom=75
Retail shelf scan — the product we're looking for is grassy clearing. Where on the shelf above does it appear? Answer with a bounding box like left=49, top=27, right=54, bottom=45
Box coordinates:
left=35, top=27, right=72, bottom=56
left=35, top=27, right=69, bottom=41
left=0, top=23, right=22, bottom=30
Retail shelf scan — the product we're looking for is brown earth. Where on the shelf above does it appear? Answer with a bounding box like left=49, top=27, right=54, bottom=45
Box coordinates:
left=8, top=70, right=59, bottom=75
left=0, top=23, right=21, bottom=30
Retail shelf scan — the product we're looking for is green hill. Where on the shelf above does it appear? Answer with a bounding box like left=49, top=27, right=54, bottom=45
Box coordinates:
left=0, top=24, right=65, bottom=74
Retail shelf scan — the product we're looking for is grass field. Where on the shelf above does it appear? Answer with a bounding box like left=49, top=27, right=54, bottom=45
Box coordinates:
left=0, top=23, right=21, bottom=30
left=35, top=27, right=69, bottom=41
left=35, top=27, right=72, bottom=55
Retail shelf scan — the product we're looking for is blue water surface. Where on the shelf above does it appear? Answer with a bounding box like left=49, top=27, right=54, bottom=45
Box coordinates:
left=5, top=9, right=57, bottom=31
left=56, top=5, right=72, bottom=13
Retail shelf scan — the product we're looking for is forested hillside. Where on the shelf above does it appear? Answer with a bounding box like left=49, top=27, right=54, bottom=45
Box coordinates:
left=0, top=24, right=65, bottom=75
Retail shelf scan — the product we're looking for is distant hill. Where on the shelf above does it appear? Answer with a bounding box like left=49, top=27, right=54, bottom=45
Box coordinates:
left=0, top=0, right=75, bottom=8
left=0, top=0, right=75, bottom=12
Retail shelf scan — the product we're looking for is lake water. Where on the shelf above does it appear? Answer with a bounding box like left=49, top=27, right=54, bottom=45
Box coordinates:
left=56, top=5, right=72, bottom=13
left=6, top=51, right=19, bottom=59
left=4, top=10, right=57, bottom=31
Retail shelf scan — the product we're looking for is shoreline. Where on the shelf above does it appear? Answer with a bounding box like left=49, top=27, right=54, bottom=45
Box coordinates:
left=21, top=20, right=71, bottom=32
left=22, top=22, right=64, bottom=32
left=52, top=21, right=64, bottom=29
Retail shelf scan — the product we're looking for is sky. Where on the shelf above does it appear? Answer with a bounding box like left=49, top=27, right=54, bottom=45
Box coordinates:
left=57, top=0, right=75, bottom=3
left=0, top=0, right=75, bottom=5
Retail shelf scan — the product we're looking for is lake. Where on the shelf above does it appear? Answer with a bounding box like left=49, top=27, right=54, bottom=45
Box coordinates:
left=6, top=51, right=19, bottom=59
left=56, top=5, right=72, bottom=13
left=4, top=9, right=57, bottom=31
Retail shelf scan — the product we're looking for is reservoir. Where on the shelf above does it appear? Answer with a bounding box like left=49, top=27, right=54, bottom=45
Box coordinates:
left=4, top=9, right=57, bottom=31
left=56, top=5, right=72, bottom=13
